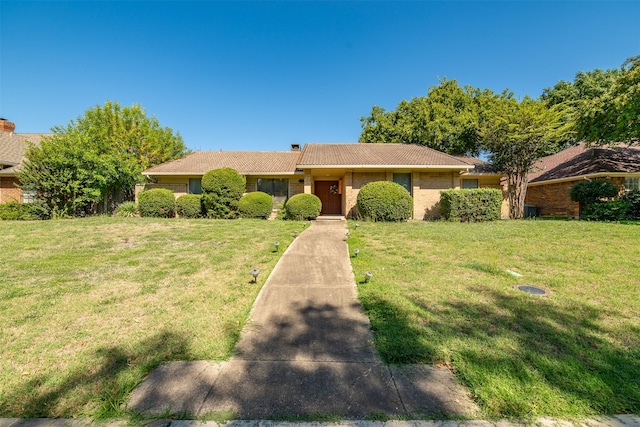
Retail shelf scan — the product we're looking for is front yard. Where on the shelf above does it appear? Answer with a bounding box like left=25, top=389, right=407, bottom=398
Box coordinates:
left=348, top=220, right=640, bottom=419
left=1, top=218, right=638, bottom=420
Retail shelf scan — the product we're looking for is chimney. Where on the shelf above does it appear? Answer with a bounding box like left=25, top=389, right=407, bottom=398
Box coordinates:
left=0, top=118, right=16, bottom=134
left=290, top=143, right=301, bottom=151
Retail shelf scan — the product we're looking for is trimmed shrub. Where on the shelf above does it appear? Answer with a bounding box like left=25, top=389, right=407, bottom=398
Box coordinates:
left=356, top=181, right=413, bottom=222
left=176, top=194, right=203, bottom=218
left=201, top=168, right=246, bottom=219
left=0, top=202, right=37, bottom=220
left=284, top=193, right=322, bottom=220
left=582, top=199, right=631, bottom=221
left=570, top=180, right=619, bottom=205
left=138, top=188, right=175, bottom=218
left=440, top=188, right=502, bottom=222
left=113, top=201, right=138, bottom=217
left=622, top=190, right=640, bottom=219
left=239, top=191, right=273, bottom=219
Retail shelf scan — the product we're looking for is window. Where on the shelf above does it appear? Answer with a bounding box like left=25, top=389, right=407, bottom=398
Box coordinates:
left=189, top=178, right=202, bottom=194
left=22, top=190, right=36, bottom=203
left=257, top=178, right=289, bottom=207
left=393, top=173, right=412, bottom=194
left=462, top=179, right=479, bottom=189
left=625, top=177, right=639, bottom=192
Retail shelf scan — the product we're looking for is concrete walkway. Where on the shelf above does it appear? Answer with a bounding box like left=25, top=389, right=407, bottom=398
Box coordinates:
left=128, top=219, right=478, bottom=419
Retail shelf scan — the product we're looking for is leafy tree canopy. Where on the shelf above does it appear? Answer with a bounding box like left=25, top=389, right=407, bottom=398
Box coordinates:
left=541, top=68, right=622, bottom=107
left=18, top=101, right=188, bottom=218
left=359, top=79, right=486, bottom=156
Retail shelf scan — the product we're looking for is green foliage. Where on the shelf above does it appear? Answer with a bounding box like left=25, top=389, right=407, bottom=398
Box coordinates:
left=356, top=181, right=413, bottom=222
left=17, top=101, right=188, bottom=218
left=570, top=180, right=619, bottom=205
left=201, top=168, right=246, bottom=219
left=175, top=194, right=203, bottom=218
left=440, top=189, right=502, bottom=222
left=284, top=193, right=322, bottom=220
left=113, top=201, right=138, bottom=217
left=238, top=191, right=273, bottom=219
left=542, top=68, right=622, bottom=107
left=582, top=199, right=631, bottom=221
left=137, top=189, right=175, bottom=218
left=576, top=56, right=640, bottom=145
left=622, top=190, right=640, bottom=219
left=480, top=96, right=573, bottom=219
left=359, top=79, right=484, bottom=156
left=0, top=202, right=38, bottom=221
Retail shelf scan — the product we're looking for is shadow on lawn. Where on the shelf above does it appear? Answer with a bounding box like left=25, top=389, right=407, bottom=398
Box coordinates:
left=361, top=288, right=640, bottom=417
left=1, top=330, right=190, bottom=418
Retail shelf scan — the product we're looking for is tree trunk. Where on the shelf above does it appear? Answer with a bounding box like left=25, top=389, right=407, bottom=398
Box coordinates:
left=507, top=172, right=529, bottom=219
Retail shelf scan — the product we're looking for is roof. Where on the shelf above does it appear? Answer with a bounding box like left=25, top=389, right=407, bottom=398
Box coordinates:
left=528, top=143, right=640, bottom=184
left=0, top=132, right=46, bottom=176
left=143, top=150, right=303, bottom=175
left=454, top=156, right=499, bottom=174
left=297, top=143, right=472, bottom=169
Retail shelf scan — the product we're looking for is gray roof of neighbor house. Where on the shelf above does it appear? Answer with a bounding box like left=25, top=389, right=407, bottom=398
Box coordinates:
left=528, top=143, right=640, bottom=184
left=298, top=143, right=473, bottom=169
left=0, top=132, right=46, bottom=176
left=454, top=156, right=499, bottom=174
left=142, top=150, right=303, bottom=175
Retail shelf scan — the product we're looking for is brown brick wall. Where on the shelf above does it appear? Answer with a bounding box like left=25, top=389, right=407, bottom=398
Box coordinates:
left=0, top=177, right=22, bottom=203
left=414, top=172, right=455, bottom=219
left=525, top=181, right=579, bottom=217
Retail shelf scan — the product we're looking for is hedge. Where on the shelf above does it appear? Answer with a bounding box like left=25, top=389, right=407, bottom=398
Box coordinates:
left=201, top=168, right=246, bottom=219
left=138, top=188, right=175, bottom=218
left=239, top=191, right=273, bottom=219
left=356, top=181, right=413, bottom=222
left=570, top=180, right=619, bottom=205
left=176, top=194, right=203, bottom=218
left=0, top=202, right=38, bottom=221
left=284, top=194, right=322, bottom=220
left=440, top=188, right=502, bottom=222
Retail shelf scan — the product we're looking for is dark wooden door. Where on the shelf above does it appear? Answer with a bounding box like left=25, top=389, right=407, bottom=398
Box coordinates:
left=315, top=181, right=342, bottom=215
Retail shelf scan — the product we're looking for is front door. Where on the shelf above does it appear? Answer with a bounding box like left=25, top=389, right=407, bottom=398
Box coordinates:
left=315, top=181, right=342, bottom=215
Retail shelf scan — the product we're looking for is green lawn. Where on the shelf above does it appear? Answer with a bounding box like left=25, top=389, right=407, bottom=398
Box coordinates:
left=0, top=217, right=302, bottom=419
left=348, top=220, right=640, bottom=419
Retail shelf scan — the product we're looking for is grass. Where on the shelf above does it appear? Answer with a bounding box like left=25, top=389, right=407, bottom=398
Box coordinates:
left=0, top=216, right=302, bottom=420
left=347, top=220, right=640, bottom=420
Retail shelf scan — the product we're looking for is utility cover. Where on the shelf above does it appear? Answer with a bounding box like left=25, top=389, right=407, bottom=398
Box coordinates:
left=516, top=285, right=547, bottom=295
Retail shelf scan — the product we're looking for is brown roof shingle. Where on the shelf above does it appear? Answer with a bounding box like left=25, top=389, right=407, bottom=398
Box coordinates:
left=143, top=150, right=302, bottom=175
left=0, top=133, right=46, bottom=176
left=528, top=143, right=640, bottom=183
left=298, top=143, right=471, bottom=168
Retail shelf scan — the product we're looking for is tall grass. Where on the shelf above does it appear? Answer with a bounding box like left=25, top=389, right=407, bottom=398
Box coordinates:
left=348, top=220, right=640, bottom=419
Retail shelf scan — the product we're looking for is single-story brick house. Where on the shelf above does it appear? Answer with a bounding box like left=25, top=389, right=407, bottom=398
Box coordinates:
left=141, top=143, right=507, bottom=219
left=0, top=119, right=46, bottom=203
left=525, top=143, right=640, bottom=218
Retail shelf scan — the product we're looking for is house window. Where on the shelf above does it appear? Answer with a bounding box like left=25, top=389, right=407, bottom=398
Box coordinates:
left=393, top=173, right=412, bottom=194
left=189, top=178, right=202, bottom=194
left=258, top=178, right=289, bottom=207
left=22, top=190, right=36, bottom=203
left=625, top=177, right=639, bottom=192
left=462, top=179, right=479, bottom=189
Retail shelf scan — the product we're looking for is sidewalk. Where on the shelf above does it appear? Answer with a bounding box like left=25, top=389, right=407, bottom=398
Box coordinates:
left=128, top=219, right=477, bottom=419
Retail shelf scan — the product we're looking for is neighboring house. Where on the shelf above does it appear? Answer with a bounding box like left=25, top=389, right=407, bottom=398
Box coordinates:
left=0, top=119, right=46, bottom=203
left=525, top=143, right=640, bottom=218
left=142, top=143, right=507, bottom=219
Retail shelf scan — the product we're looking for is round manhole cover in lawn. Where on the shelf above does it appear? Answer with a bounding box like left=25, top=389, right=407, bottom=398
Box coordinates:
left=515, top=285, right=549, bottom=295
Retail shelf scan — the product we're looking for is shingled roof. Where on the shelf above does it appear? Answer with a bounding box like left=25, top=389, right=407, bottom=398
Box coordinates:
left=528, top=143, right=640, bottom=184
left=143, top=150, right=303, bottom=175
left=0, top=132, right=46, bottom=176
left=298, top=143, right=472, bottom=169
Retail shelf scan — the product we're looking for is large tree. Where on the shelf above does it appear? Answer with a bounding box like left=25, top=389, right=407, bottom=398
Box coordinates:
left=18, top=101, right=188, bottom=218
left=575, top=56, right=640, bottom=145
left=480, top=96, right=573, bottom=219
left=359, top=79, right=485, bottom=156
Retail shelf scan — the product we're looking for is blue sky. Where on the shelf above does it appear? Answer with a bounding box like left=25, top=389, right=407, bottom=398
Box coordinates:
left=1, top=1, right=638, bottom=151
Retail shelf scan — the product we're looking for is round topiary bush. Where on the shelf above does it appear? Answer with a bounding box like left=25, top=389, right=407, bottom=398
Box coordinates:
left=357, top=181, right=413, bottom=221
left=239, top=191, right=273, bottom=219
left=138, top=188, right=175, bottom=218
left=570, top=180, right=619, bottom=205
left=201, top=168, right=246, bottom=218
left=176, top=194, right=203, bottom=218
left=284, top=193, right=322, bottom=220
